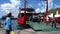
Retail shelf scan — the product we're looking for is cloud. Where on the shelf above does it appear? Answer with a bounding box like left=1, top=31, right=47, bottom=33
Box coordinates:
left=1, top=3, right=15, bottom=10
left=0, top=0, right=21, bottom=18
left=54, top=4, right=60, bottom=8
left=55, top=5, right=60, bottom=8
left=29, top=4, right=32, bottom=7
left=35, top=8, right=41, bottom=13
left=48, top=0, right=53, bottom=10
left=57, top=6, right=60, bottom=7
left=42, top=1, right=46, bottom=5
left=36, top=0, right=53, bottom=13
left=54, top=4, right=57, bottom=7
left=38, top=3, right=41, bottom=6
left=10, top=0, right=20, bottom=6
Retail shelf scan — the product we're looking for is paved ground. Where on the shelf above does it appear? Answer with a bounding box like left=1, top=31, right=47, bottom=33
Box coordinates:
left=0, top=28, right=60, bottom=34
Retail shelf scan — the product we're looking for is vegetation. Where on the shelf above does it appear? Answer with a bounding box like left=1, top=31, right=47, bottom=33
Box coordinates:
left=48, top=7, right=60, bottom=15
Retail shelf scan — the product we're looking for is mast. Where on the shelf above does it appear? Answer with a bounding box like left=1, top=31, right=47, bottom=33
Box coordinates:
left=46, top=0, right=48, bottom=17
left=24, top=0, right=26, bottom=16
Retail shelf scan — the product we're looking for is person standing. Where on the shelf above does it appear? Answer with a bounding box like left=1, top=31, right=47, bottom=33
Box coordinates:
left=5, top=12, right=12, bottom=34
left=52, top=17, right=57, bottom=29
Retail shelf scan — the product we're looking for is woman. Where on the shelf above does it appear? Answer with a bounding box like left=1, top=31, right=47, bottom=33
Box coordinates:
left=5, top=12, right=12, bottom=34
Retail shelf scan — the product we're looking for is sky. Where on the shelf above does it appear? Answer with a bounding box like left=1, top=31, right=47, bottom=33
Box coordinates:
left=0, top=0, right=60, bottom=18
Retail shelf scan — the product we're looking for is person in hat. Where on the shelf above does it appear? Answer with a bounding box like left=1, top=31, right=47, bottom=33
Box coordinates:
left=5, top=11, right=12, bottom=34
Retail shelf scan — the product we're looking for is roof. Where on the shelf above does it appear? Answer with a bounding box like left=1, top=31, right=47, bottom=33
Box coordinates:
left=20, top=8, right=35, bottom=11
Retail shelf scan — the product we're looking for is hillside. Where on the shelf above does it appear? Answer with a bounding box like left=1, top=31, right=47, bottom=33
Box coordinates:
left=48, top=7, right=60, bottom=15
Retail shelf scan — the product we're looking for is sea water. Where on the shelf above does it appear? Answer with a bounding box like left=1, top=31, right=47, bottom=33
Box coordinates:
left=0, top=19, right=18, bottom=30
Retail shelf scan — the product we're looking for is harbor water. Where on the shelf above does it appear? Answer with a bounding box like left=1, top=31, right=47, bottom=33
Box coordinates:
left=0, top=19, right=18, bottom=30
